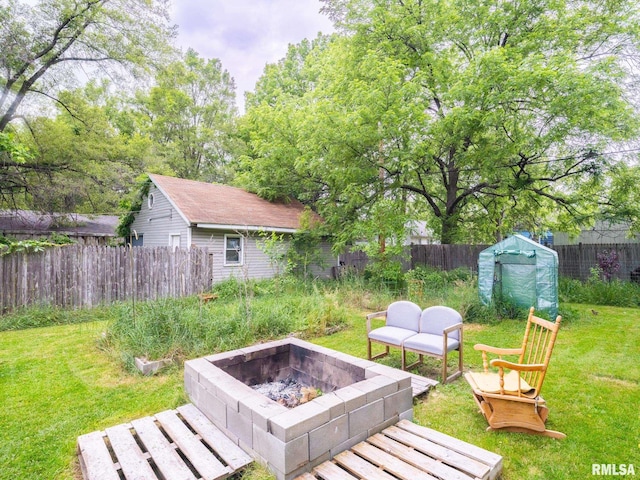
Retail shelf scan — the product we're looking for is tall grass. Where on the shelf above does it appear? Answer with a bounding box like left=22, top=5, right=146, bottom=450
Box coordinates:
left=99, top=271, right=492, bottom=371
left=559, top=277, right=640, bottom=306
left=101, top=277, right=364, bottom=371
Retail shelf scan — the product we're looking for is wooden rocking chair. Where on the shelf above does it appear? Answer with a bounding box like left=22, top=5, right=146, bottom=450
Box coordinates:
left=464, top=307, right=565, bottom=439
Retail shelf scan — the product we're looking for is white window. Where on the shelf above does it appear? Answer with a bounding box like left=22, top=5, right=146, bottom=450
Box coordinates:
left=170, top=234, right=180, bottom=250
left=224, top=235, right=243, bottom=266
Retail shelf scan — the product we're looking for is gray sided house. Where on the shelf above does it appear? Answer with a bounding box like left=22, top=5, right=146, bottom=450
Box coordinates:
left=129, top=174, right=336, bottom=282
left=553, top=220, right=640, bottom=245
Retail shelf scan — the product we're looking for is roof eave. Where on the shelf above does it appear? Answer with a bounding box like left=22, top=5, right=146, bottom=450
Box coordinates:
left=195, top=223, right=297, bottom=234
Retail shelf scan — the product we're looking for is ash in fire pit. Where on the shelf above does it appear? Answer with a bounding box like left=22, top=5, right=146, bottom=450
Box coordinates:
left=252, top=376, right=320, bottom=408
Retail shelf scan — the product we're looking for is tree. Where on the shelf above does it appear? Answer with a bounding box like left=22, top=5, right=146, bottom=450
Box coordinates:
left=243, top=0, right=640, bottom=244
left=599, top=163, right=640, bottom=235
left=12, top=80, right=153, bottom=213
left=0, top=0, right=174, bottom=205
left=237, top=36, right=333, bottom=203
left=0, top=0, right=174, bottom=131
left=138, top=49, right=237, bottom=182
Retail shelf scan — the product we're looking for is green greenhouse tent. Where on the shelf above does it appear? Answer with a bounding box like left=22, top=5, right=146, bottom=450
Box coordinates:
left=478, top=234, right=559, bottom=317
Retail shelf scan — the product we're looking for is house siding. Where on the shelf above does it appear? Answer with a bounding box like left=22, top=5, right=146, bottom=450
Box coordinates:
left=191, top=228, right=283, bottom=282
left=191, top=228, right=337, bottom=282
left=553, top=221, right=640, bottom=245
left=130, top=183, right=337, bottom=281
left=129, top=184, right=190, bottom=248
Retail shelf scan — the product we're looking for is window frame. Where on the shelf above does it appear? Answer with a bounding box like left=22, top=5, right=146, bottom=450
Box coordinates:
left=224, top=234, right=243, bottom=266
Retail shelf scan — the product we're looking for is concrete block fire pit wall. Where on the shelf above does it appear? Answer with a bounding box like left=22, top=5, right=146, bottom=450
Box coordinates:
left=184, top=338, right=414, bottom=480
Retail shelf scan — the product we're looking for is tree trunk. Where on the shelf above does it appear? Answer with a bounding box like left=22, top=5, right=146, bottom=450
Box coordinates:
left=440, top=214, right=459, bottom=245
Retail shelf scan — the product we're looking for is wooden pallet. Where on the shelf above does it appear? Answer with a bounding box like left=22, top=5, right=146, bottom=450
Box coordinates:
left=77, top=404, right=252, bottom=480
left=408, top=372, right=438, bottom=398
left=296, top=419, right=502, bottom=480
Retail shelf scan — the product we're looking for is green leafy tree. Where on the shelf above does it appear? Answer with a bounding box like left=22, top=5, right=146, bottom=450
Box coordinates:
left=0, top=130, right=33, bottom=207
left=138, top=49, right=237, bottom=182
left=237, top=36, right=332, bottom=203
left=243, top=0, right=640, bottom=244
left=599, top=163, right=640, bottom=235
left=0, top=0, right=174, bottom=205
left=14, top=81, right=152, bottom=213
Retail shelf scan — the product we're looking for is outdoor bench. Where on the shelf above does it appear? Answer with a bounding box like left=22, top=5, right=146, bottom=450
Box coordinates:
left=367, top=301, right=463, bottom=383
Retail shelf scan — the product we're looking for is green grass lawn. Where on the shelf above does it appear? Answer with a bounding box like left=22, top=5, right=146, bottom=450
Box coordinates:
left=1, top=303, right=638, bottom=479
left=316, top=303, right=640, bottom=479
left=0, top=322, right=187, bottom=480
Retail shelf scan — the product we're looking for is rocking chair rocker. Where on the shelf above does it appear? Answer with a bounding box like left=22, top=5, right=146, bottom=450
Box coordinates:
left=465, top=307, right=565, bottom=439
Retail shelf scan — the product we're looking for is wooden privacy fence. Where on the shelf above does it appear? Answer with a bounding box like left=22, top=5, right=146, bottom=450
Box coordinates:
left=0, top=246, right=214, bottom=313
left=410, top=244, right=490, bottom=272
left=3, top=242, right=640, bottom=313
left=554, top=243, right=640, bottom=281
left=344, top=243, right=640, bottom=282
left=339, top=245, right=491, bottom=274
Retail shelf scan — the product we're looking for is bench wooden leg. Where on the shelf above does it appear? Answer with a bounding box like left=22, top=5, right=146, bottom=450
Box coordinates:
left=369, top=341, right=390, bottom=361
left=442, top=350, right=448, bottom=383
left=402, top=349, right=422, bottom=371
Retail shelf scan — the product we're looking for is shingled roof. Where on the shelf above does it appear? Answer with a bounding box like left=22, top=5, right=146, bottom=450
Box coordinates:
left=149, top=174, right=317, bottom=231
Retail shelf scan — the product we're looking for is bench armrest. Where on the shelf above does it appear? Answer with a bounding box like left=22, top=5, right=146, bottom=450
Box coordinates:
left=366, top=310, right=387, bottom=333
left=443, top=322, right=463, bottom=335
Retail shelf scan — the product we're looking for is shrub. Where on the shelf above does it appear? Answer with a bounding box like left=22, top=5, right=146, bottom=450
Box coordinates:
left=364, top=260, right=405, bottom=291
left=596, top=249, right=621, bottom=281
left=406, top=266, right=474, bottom=287
left=407, top=267, right=447, bottom=290
left=445, top=267, right=474, bottom=283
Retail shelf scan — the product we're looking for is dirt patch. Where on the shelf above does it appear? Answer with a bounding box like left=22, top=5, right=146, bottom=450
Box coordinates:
left=590, top=374, right=637, bottom=388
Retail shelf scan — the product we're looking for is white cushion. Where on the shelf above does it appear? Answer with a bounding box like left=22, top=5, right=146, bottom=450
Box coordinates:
left=369, top=326, right=417, bottom=346
left=403, top=333, right=460, bottom=355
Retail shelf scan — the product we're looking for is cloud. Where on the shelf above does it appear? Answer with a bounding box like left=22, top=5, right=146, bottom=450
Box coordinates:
left=170, top=0, right=334, bottom=111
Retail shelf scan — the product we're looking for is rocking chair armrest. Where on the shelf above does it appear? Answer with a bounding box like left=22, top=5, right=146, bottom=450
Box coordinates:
left=473, top=344, right=522, bottom=356
left=366, top=310, right=387, bottom=333
left=490, top=358, right=546, bottom=372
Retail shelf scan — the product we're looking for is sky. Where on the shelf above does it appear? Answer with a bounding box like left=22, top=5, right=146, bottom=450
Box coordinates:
left=169, top=1, right=335, bottom=112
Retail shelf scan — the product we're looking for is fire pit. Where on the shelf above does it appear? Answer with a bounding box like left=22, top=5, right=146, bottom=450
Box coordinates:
left=184, top=338, right=413, bottom=480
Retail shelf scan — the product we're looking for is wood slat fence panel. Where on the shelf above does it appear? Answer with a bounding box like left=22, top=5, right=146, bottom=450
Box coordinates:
left=554, top=243, right=640, bottom=281
left=0, top=246, right=214, bottom=313
left=410, top=244, right=490, bottom=272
